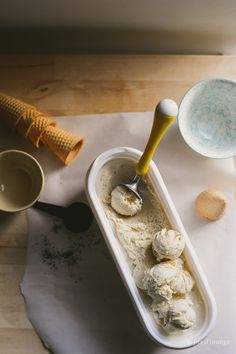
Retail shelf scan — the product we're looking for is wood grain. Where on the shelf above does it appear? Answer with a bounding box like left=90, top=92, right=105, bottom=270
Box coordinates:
left=0, top=54, right=235, bottom=353
left=0, top=55, right=236, bottom=116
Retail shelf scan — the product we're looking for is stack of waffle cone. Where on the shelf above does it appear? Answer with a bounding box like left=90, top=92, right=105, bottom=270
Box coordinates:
left=0, top=93, right=84, bottom=164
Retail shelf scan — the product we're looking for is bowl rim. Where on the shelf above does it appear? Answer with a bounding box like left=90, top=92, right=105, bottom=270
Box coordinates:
left=177, top=77, right=236, bottom=159
left=0, top=149, right=45, bottom=212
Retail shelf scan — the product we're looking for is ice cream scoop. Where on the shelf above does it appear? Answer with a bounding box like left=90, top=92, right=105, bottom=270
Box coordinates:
left=170, top=297, right=196, bottom=329
left=141, top=259, right=194, bottom=300
left=111, top=185, right=142, bottom=216
left=152, top=297, right=196, bottom=330
left=152, top=228, right=185, bottom=261
left=111, top=99, right=178, bottom=216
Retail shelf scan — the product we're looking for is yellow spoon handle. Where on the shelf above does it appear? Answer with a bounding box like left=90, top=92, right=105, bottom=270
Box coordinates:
left=136, top=99, right=178, bottom=176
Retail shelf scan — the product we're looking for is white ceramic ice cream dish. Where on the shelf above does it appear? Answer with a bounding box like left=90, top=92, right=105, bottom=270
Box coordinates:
left=85, top=147, right=217, bottom=349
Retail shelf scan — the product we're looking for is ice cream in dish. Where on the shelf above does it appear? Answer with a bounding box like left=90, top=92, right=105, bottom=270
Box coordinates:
left=98, top=159, right=204, bottom=333
left=152, top=296, right=196, bottom=330
left=141, top=259, right=194, bottom=301
left=152, top=228, right=185, bottom=262
left=111, top=185, right=142, bottom=216
left=86, top=147, right=217, bottom=347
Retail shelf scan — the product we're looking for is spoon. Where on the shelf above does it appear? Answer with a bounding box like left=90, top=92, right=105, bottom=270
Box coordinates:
left=33, top=201, right=93, bottom=233
left=111, top=99, right=178, bottom=215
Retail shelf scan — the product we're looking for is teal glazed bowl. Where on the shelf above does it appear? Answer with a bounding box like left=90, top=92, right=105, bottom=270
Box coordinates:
left=178, top=78, right=236, bottom=158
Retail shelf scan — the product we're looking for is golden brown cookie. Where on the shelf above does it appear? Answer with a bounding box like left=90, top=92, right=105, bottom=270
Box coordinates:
left=195, top=188, right=227, bottom=221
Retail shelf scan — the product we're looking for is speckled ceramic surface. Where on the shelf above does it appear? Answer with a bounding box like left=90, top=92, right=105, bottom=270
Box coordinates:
left=178, top=78, right=236, bottom=158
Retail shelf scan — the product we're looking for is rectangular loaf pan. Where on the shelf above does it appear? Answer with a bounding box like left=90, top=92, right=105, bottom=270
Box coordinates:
left=85, top=147, right=217, bottom=349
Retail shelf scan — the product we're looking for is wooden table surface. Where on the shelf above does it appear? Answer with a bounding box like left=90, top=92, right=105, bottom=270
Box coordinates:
left=0, top=54, right=236, bottom=353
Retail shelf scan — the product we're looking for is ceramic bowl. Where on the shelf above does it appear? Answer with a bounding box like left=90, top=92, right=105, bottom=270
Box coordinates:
left=0, top=150, right=44, bottom=212
left=178, top=78, right=236, bottom=158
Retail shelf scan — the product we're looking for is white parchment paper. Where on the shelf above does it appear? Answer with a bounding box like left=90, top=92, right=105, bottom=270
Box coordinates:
left=1, top=112, right=235, bottom=354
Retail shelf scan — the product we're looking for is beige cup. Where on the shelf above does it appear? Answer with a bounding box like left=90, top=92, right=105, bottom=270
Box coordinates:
left=0, top=150, right=44, bottom=212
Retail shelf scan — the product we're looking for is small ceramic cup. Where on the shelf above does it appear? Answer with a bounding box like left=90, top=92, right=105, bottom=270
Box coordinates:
left=0, top=150, right=44, bottom=212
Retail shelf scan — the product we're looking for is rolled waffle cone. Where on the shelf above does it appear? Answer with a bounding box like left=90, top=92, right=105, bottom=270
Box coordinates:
left=16, top=109, right=45, bottom=138
left=0, top=92, right=35, bottom=129
left=0, top=92, right=84, bottom=164
left=41, top=126, right=84, bottom=164
left=28, top=115, right=56, bottom=147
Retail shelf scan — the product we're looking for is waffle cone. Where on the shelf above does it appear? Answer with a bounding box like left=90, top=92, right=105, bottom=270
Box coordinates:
left=41, top=126, right=84, bottom=164
left=0, top=92, right=35, bottom=129
left=28, top=115, right=56, bottom=147
left=16, top=110, right=45, bottom=137
left=0, top=92, right=85, bottom=164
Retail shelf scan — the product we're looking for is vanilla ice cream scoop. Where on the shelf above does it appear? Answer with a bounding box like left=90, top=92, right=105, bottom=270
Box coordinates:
left=152, top=297, right=196, bottom=330
left=170, top=297, right=196, bottom=329
left=152, top=228, right=185, bottom=261
left=141, top=259, right=194, bottom=300
left=111, top=185, right=142, bottom=216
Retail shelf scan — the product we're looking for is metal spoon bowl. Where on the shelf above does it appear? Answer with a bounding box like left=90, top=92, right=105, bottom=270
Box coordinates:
left=120, top=174, right=143, bottom=204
